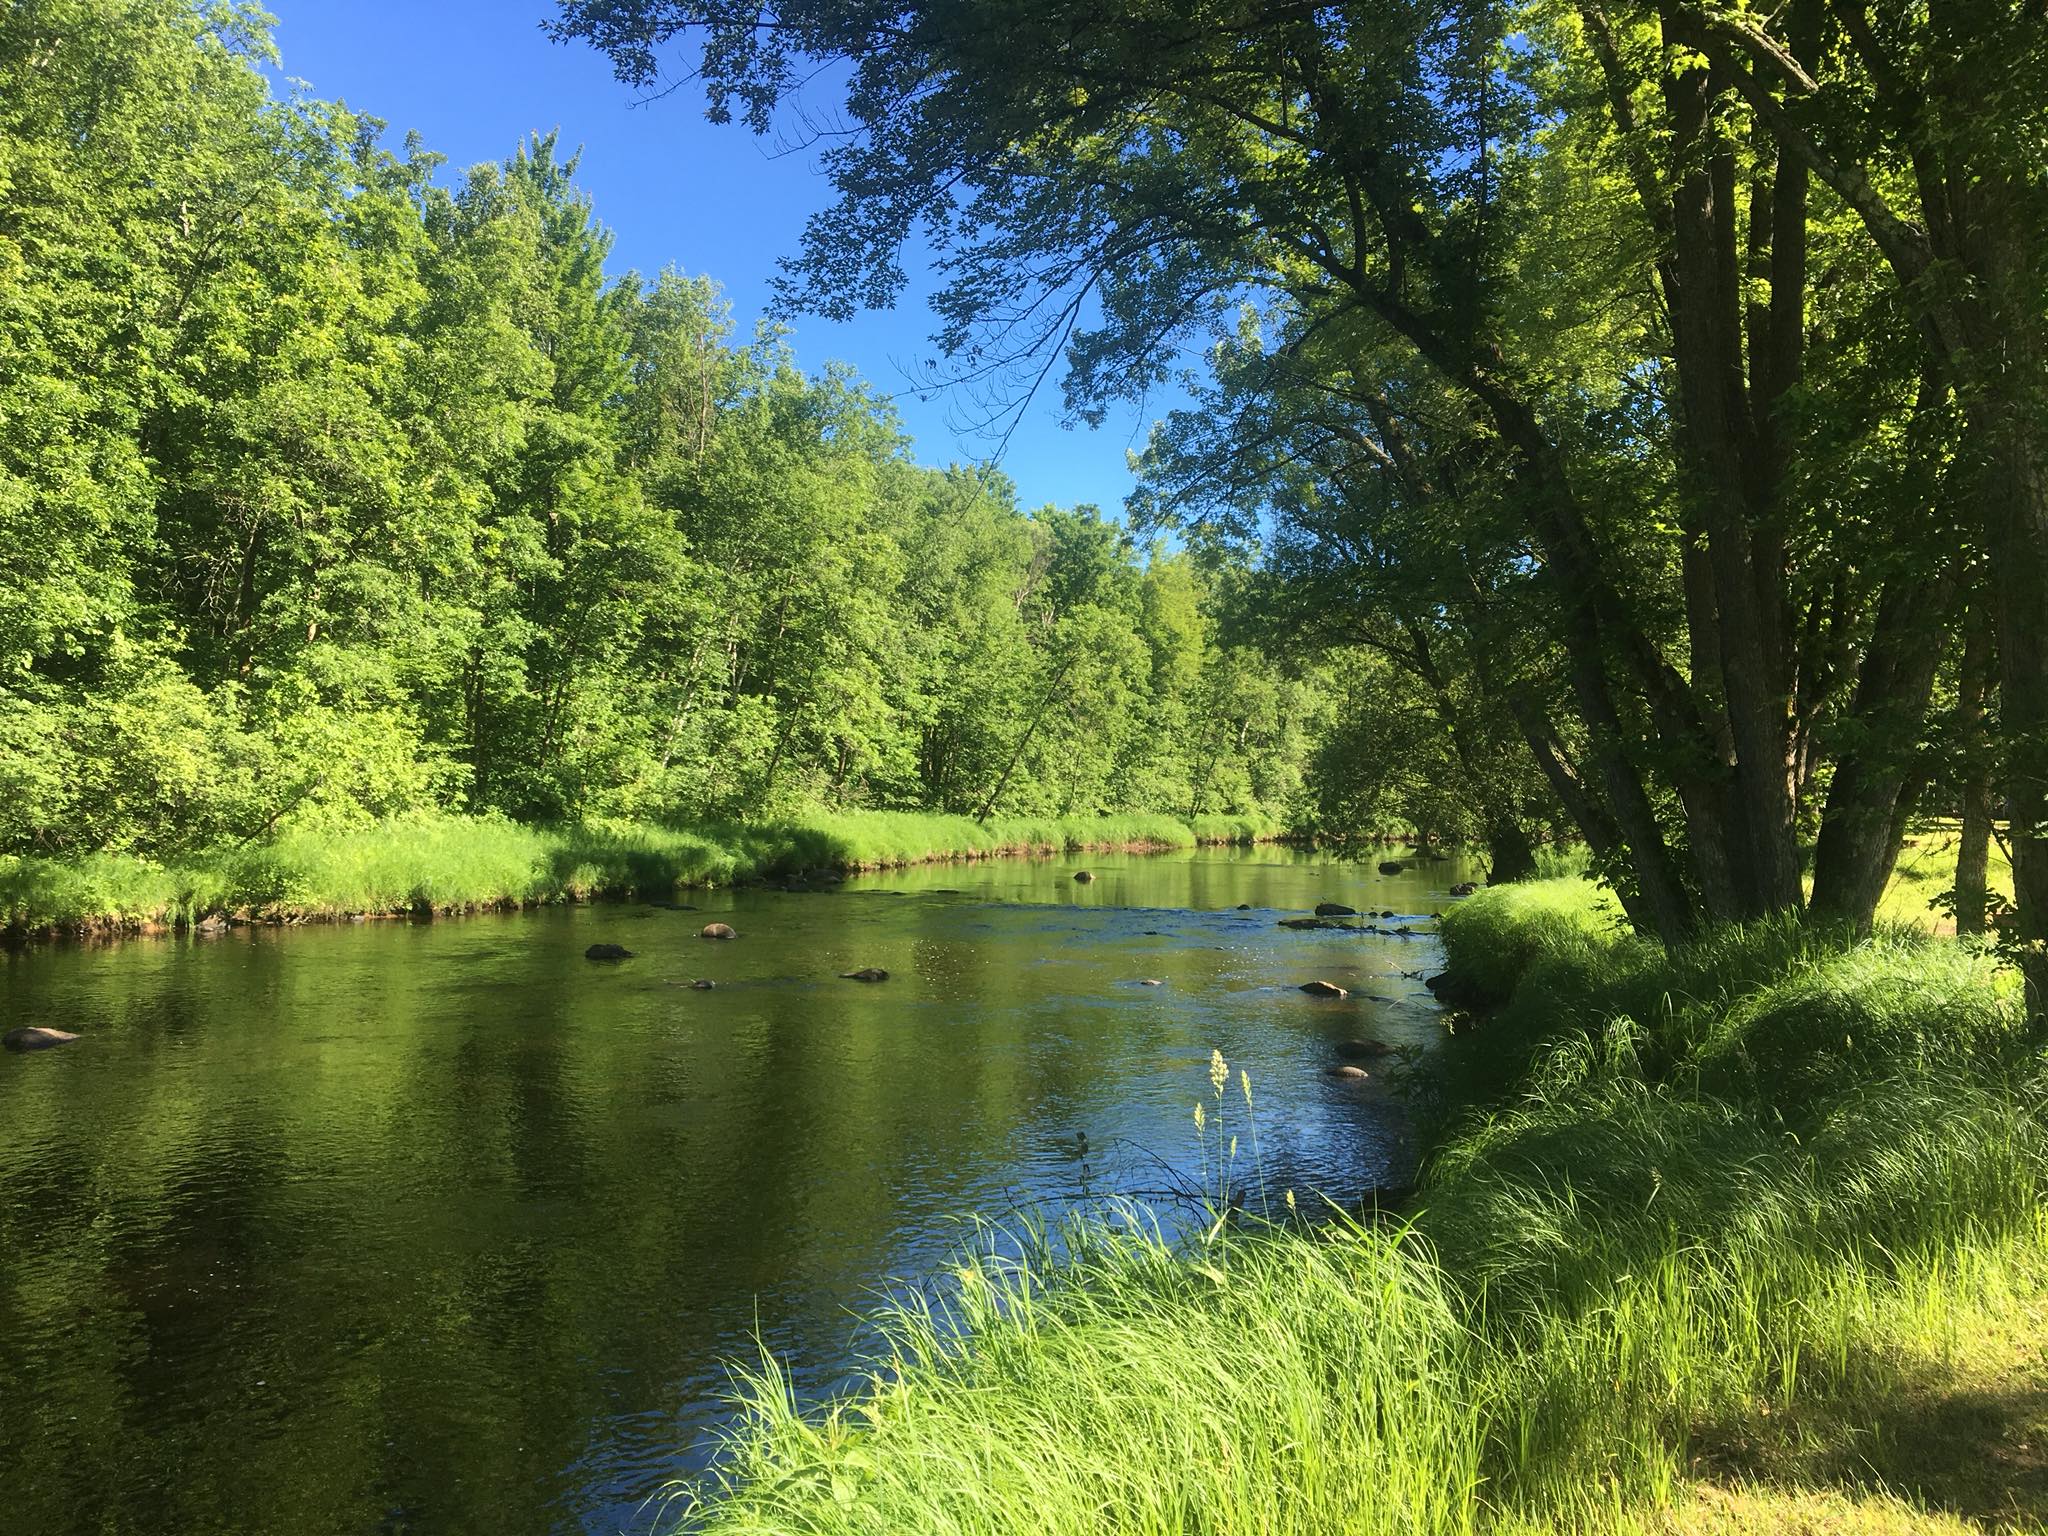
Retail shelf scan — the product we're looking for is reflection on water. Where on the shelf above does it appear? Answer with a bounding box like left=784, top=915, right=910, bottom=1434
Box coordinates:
left=0, top=846, right=1476, bottom=1534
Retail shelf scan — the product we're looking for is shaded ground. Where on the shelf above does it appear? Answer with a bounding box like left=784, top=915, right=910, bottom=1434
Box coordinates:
left=1669, top=1281, right=2047, bottom=1534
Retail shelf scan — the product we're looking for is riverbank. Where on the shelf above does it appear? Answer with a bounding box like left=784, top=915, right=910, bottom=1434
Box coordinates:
left=0, top=810, right=1295, bottom=939
left=665, top=879, right=2047, bottom=1534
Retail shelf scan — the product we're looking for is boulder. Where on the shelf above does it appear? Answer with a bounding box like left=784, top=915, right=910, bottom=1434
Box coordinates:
left=584, top=943, right=633, bottom=961
left=700, top=923, right=738, bottom=940
left=840, top=967, right=889, bottom=982
left=1314, top=902, right=1357, bottom=917
left=1380, top=909, right=1397, bottom=919
left=1449, top=881, right=1479, bottom=897
left=3, top=1027, right=78, bottom=1052
left=1377, top=860, right=1406, bottom=875
left=1300, top=980, right=1348, bottom=999
left=1073, top=870, right=1095, bottom=883
left=1325, top=1064, right=1370, bottom=1080
left=1337, top=1038, right=1394, bottom=1059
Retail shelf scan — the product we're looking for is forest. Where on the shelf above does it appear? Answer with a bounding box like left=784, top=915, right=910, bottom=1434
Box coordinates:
left=5, top=0, right=1553, bottom=919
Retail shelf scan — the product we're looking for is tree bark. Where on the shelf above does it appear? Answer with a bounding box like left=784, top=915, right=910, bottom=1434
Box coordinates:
left=1954, top=600, right=1996, bottom=937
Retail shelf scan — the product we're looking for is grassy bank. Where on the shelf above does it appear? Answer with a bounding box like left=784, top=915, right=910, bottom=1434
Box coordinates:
left=0, top=809, right=1290, bottom=936
left=661, top=880, right=2046, bottom=1534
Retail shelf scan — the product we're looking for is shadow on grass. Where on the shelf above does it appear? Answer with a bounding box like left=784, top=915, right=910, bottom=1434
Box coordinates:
left=1696, top=1334, right=2048, bottom=1532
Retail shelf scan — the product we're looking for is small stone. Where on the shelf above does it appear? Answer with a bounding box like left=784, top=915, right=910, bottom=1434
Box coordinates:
left=3, top=1027, right=79, bottom=1052
left=700, top=923, right=738, bottom=940
left=840, top=967, right=889, bottom=982
left=1300, top=980, right=1348, bottom=998
left=584, top=943, right=633, bottom=961
left=688, top=979, right=716, bottom=990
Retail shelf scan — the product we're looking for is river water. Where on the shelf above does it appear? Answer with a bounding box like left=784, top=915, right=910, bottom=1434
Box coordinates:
left=0, top=845, right=1473, bottom=1535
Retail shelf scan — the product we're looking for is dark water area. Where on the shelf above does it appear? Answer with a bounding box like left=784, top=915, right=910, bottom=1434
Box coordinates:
left=0, top=846, right=1476, bottom=1535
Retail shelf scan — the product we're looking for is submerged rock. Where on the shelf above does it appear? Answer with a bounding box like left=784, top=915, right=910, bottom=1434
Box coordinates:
left=584, top=943, right=633, bottom=961
left=1314, top=902, right=1357, bottom=917
left=3, top=1027, right=79, bottom=1051
left=1337, top=1038, right=1394, bottom=1059
left=700, top=923, right=738, bottom=940
left=1300, top=980, right=1348, bottom=998
left=1325, top=1064, right=1370, bottom=1080
left=840, top=967, right=889, bottom=982
left=1278, top=916, right=1346, bottom=930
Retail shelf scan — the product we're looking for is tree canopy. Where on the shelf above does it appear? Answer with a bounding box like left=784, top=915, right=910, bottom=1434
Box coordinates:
left=554, top=0, right=2048, bottom=1015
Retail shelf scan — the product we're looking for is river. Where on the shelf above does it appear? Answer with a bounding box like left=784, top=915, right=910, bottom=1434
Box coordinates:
left=0, top=845, right=1474, bottom=1535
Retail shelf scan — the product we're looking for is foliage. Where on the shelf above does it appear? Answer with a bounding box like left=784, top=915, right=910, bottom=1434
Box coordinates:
left=0, top=0, right=1355, bottom=867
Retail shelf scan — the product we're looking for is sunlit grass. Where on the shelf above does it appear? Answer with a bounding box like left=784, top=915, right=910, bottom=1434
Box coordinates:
left=0, top=809, right=1292, bottom=932
left=661, top=877, right=2048, bottom=1536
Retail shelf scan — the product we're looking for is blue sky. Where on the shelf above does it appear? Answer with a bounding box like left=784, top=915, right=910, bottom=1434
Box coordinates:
left=263, top=0, right=1173, bottom=515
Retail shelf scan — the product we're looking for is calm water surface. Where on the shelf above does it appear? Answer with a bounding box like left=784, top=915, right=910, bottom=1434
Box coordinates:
left=0, top=846, right=1475, bottom=1535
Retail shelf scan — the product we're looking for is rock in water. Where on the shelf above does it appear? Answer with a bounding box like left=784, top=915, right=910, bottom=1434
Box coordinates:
left=1325, top=1064, right=1370, bottom=1080
left=1279, top=917, right=1345, bottom=930
left=1377, top=860, right=1406, bottom=875
left=1072, top=870, right=1094, bottom=883
left=687, top=979, right=716, bottom=990
left=1139, top=978, right=1164, bottom=986
left=840, top=967, right=889, bottom=982
left=3, top=1027, right=79, bottom=1052
left=584, top=943, right=633, bottom=961
left=1299, top=980, right=1348, bottom=998
left=1314, top=902, right=1357, bottom=917
left=1449, top=882, right=1479, bottom=897
left=700, top=923, right=737, bottom=940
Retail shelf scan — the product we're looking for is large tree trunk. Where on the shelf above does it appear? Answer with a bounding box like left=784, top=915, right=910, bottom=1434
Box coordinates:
left=1658, top=13, right=1806, bottom=919
left=1808, top=553, right=1960, bottom=929
left=1948, top=112, right=2048, bottom=1022
left=1954, top=602, right=1997, bottom=938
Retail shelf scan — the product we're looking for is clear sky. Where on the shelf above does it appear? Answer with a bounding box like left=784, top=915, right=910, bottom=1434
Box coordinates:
left=262, top=0, right=1173, bottom=516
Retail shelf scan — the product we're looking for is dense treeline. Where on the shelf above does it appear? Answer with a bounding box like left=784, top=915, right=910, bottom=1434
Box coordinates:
left=0, top=1, right=1417, bottom=864
left=555, top=0, right=2048, bottom=1015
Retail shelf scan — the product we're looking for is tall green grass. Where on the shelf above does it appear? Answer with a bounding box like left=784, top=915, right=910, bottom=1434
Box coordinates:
left=0, top=808, right=1288, bottom=934
left=661, top=877, right=2048, bottom=1535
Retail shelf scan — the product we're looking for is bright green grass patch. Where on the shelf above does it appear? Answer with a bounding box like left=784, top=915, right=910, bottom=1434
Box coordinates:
left=0, top=808, right=1291, bottom=932
left=1877, top=820, right=2017, bottom=932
